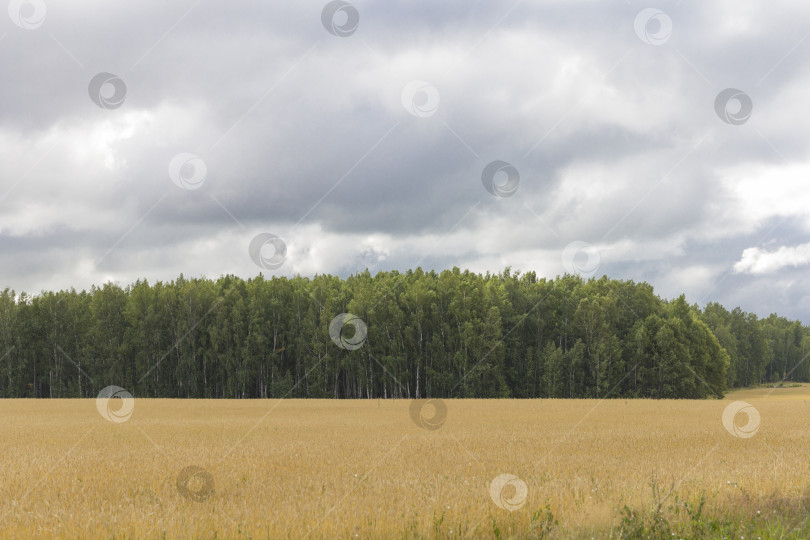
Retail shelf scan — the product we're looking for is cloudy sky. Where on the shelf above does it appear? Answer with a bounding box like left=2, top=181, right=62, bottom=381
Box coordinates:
left=1, top=0, right=810, bottom=322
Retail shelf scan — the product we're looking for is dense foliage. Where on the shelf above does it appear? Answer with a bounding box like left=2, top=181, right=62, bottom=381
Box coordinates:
left=0, top=268, right=807, bottom=399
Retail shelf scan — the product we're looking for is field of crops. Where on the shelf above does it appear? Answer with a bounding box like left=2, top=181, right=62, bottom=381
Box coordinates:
left=1, top=385, right=809, bottom=538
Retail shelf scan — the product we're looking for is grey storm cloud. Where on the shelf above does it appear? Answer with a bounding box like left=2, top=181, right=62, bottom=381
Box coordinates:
left=2, top=0, right=810, bottom=322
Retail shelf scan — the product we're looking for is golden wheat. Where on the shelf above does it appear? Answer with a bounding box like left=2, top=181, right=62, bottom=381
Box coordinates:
left=0, top=385, right=807, bottom=538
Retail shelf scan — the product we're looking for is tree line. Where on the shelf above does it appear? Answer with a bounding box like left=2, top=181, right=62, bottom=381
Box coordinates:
left=0, top=268, right=807, bottom=399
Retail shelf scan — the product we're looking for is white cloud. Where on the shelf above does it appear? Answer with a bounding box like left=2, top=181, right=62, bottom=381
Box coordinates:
left=720, top=161, right=810, bottom=231
left=734, top=243, right=810, bottom=275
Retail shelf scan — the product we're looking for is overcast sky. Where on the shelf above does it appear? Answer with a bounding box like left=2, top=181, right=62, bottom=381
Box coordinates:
left=1, top=0, right=810, bottom=322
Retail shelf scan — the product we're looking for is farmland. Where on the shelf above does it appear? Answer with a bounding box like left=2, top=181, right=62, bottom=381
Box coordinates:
left=1, top=385, right=810, bottom=538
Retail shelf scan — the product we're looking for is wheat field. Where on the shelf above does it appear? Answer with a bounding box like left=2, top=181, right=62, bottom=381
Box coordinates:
left=1, top=386, right=809, bottom=538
